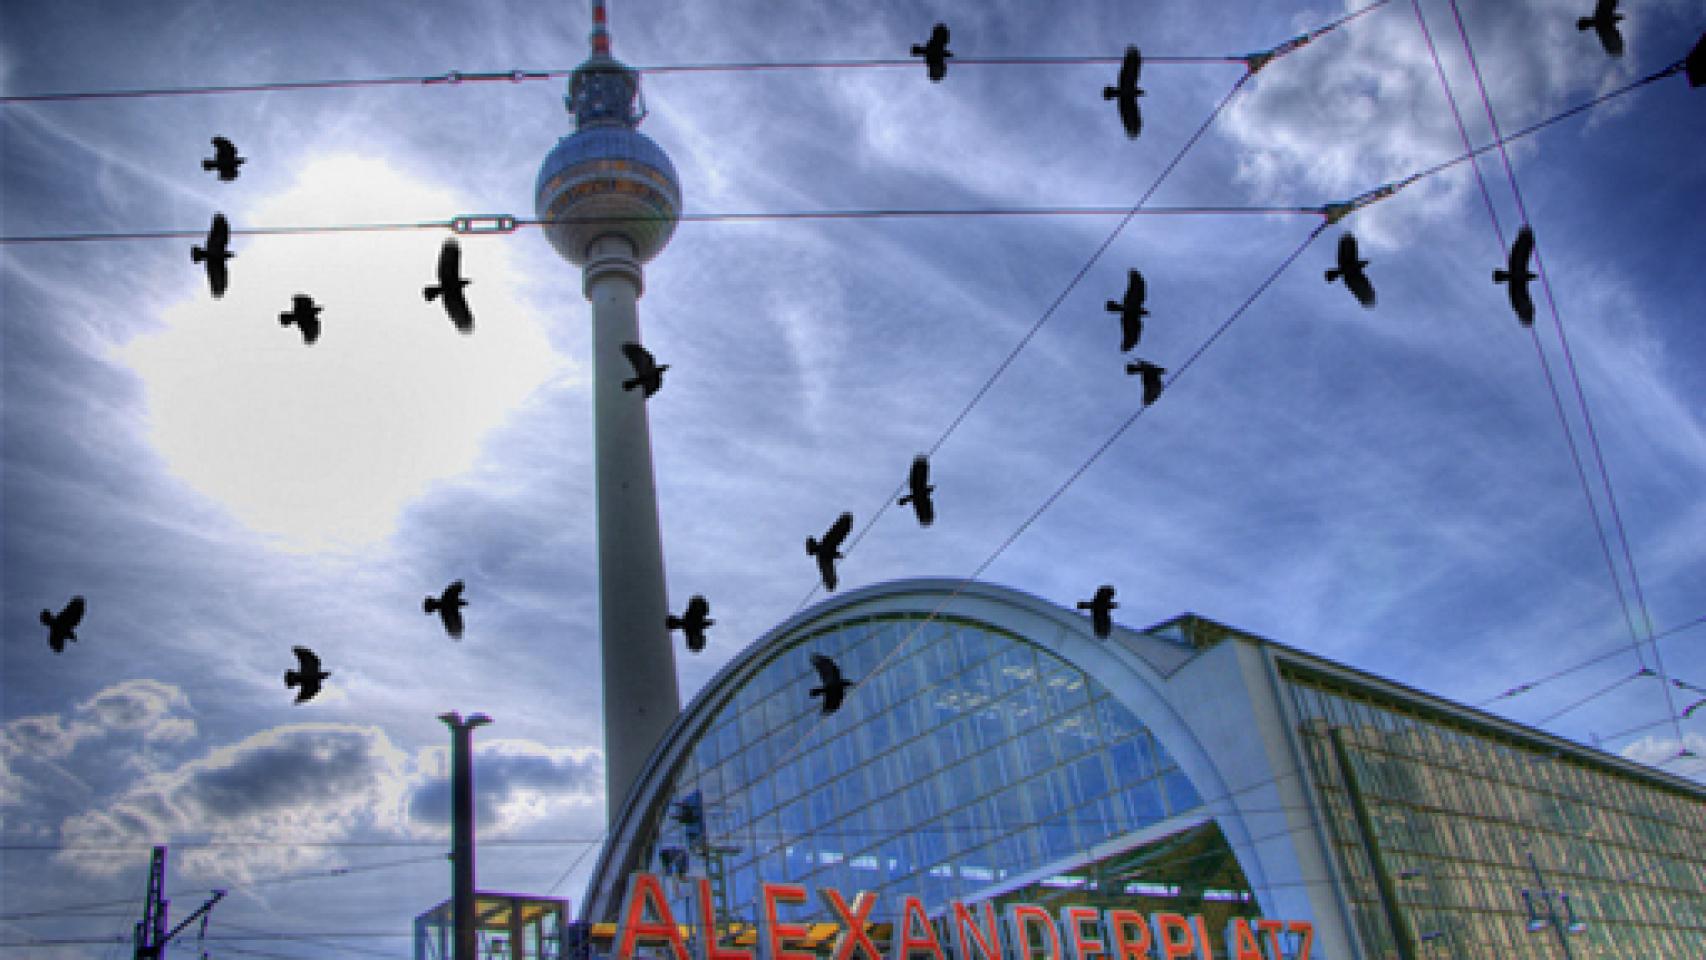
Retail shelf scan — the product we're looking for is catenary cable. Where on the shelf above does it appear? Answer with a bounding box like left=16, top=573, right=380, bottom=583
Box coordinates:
left=1444, top=0, right=1688, bottom=753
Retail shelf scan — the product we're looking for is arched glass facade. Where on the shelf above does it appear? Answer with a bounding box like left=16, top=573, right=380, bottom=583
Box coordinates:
left=639, top=611, right=1216, bottom=930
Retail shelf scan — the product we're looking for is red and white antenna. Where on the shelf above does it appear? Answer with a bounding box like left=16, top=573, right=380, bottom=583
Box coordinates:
left=589, top=0, right=612, bottom=57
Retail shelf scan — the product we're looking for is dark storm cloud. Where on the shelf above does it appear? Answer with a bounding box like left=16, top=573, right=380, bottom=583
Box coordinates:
left=406, top=741, right=601, bottom=833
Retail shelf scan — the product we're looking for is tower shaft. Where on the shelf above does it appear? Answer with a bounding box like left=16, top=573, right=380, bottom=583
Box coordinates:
left=585, top=235, right=680, bottom=816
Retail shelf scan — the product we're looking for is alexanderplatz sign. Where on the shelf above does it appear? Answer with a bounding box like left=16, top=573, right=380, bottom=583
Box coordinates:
left=612, top=873, right=1316, bottom=960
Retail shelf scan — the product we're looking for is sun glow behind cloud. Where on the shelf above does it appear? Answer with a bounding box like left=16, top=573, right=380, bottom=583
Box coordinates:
left=121, top=155, right=566, bottom=551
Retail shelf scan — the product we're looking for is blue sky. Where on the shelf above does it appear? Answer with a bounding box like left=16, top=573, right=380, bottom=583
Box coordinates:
left=3, top=0, right=1704, bottom=956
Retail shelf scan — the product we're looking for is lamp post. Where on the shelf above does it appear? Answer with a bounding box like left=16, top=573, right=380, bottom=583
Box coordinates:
left=1521, top=847, right=1586, bottom=959
left=441, top=712, right=493, bottom=960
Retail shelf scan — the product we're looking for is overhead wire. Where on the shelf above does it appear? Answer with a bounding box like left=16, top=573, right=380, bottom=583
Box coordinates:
left=1443, top=0, right=1689, bottom=753
left=1476, top=612, right=1706, bottom=708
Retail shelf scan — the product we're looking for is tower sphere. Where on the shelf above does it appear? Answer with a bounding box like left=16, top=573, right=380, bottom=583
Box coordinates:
left=534, top=52, right=681, bottom=266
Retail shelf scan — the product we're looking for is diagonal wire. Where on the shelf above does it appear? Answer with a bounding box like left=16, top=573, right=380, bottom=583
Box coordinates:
left=1411, top=0, right=1645, bottom=660
left=1476, top=612, right=1706, bottom=706
left=785, top=69, right=1257, bottom=619
left=1532, top=670, right=1647, bottom=727
left=1445, top=0, right=1687, bottom=750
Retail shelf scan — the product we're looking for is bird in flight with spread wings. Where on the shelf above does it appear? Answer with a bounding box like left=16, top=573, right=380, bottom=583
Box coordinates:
left=897, top=455, right=936, bottom=527
left=424, top=238, right=475, bottom=334
left=1325, top=234, right=1377, bottom=309
left=191, top=213, right=234, bottom=298
left=279, top=294, right=323, bottom=345
left=286, top=646, right=330, bottom=703
left=807, top=512, right=854, bottom=592
left=666, top=595, right=715, bottom=653
left=809, top=653, right=856, bottom=715
left=1106, top=269, right=1149, bottom=351
left=1494, top=225, right=1538, bottom=327
left=40, top=596, right=85, bottom=654
left=203, top=136, right=245, bottom=181
left=911, top=23, right=952, bottom=82
left=1104, top=46, right=1145, bottom=138
left=1077, top=585, right=1118, bottom=639
left=1577, top=0, right=1624, bottom=58
left=425, top=580, right=468, bottom=640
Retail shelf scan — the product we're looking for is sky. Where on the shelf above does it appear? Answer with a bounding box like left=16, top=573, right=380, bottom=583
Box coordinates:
left=3, top=0, right=1704, bottom=956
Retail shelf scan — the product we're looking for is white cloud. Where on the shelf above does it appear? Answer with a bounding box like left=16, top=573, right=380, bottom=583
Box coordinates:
left=56, top=722, right=414, bottom=883
left=118, top=154, right=572, bottom=551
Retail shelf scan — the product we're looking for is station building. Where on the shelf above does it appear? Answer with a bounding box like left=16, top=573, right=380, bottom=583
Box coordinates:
left=578, top=579, right=1706, bottom=958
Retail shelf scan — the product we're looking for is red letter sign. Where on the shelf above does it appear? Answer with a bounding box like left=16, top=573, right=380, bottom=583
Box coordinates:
left=615, top=872, right=690, bottom=960
left=759, top=883, right=813, bottom=960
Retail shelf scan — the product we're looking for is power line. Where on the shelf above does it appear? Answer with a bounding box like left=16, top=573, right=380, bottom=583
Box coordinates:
left=1476, top=612, right=1706, bottom=707
left=0, top=51, right=1263, bottom=105
left=1443, top=0, right=1690, bottom=756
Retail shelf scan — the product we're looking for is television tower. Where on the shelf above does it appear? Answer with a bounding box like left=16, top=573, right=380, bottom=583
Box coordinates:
left=535, top=1, right=682, bottom=818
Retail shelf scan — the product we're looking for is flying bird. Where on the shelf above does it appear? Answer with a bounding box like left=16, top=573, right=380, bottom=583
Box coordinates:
left=896, top=455, right=936, bottom=527
left=285, top=646, right=329, bottom=703
left=806, top=512, right=854, bottom=592
left=1104, top=46, right=1145, bottom=138
left=666, top=595, right=715, bottom=653
left=809, top=653, right=856, bottom=715
left=423, top=238, right=474, bottom=333
left=911, top=22, right=952, bottom=82
left=621, top=342, right=668, bottom=397
left=1325, top=233, right=1377, bottom=308
left=279, top=294, right=323, bottom=345
left=1685, top=31, right=1706, bottom=87
left=191, top=213, right=233, bottom=298
left=1125, top=359, right=1166, bottom=406
left=1577, top=0, right=1624, bottom=58
left=1493, top=225, right=1538, bottom=326
left=1076, top=585, right=1118, bottom=639
left=202, top=136, right=245, bottom=181
left=424, top=580, right=468, bottom=640
left=40, top=596, right=85, bottom=654
left=1105, top=269, right=1149, bottom=351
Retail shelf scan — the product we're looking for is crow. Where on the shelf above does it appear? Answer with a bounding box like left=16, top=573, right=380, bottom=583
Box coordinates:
left=621, top=342, right=668, bottom=397
left=425, top=580, right=468, bottom=640
left=202, top=136, right=245, bottom=181
left=40, top=596, right=85, bottom=654
left=809, top=653, right=855, bottom=715
left=806, top=511, right=854, bottom=592
left=424, top=238, right=474, bottom=334
left=911, top=23, right=952, bottom=82
left=1577, top=0, right=1624, bottom=58
left=1104, top=46, right=1145, bottom=138
left=279, top=294, right=323, bottom=345
left=191, top=213, right=234, bottom=298
left=1325, top=233, right=1377, bottom=308
left=1494, top=225, right=1538, bottom=327
left=1125, top=359, right=1166, bottom=406
left=1106, top=269, right=1149, bottom=351
left=1686, top=30, right=1706, bottom=88
left=896, top=455, right=935, bottom=527
left=285, top=646, right=330, bottom=703
left=666, top=595, right=714, bottom=653
left=1076, top=585, right=1117, bottom=639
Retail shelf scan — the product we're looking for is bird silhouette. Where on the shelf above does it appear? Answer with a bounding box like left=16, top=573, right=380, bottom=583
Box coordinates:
left=666, top=595, right=714, bottom=653
left=191, top=213, right=233, bottom=298
left=40, top=596, right=85, bottom=654
left=1125, top=359, right=1166, bottom=406
left=425, top=580, right=468, bottom=640
left=202, top=136, right=245, bottom=181
left=1076, top=585, right=1117, bottom=639
left=621, top=342, right=668, bottom=397
left=424, top=238, right=475, bottom=333
left=279, top=294, right=323, bottom=345
left=1104, top=46, right=1145, bottom=138
left=1106, top=269, right=1149, bottom=351
left=285, top=646, right=329, bottom=703
left=809, top=653, right=855, bottom=715
left=911, top=23, right=952, bottom=82
left=1686, top=31, right=1706, bottom=87
left=1577, top=0, right=1624, bottom=58
left=806, top=511, right=854, bottom=592
left=1494, top=225, right=1538, bottom=326
left=896, top=455, right=936, bottom=527
left=1325, top=233, right=1377, bottom=308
